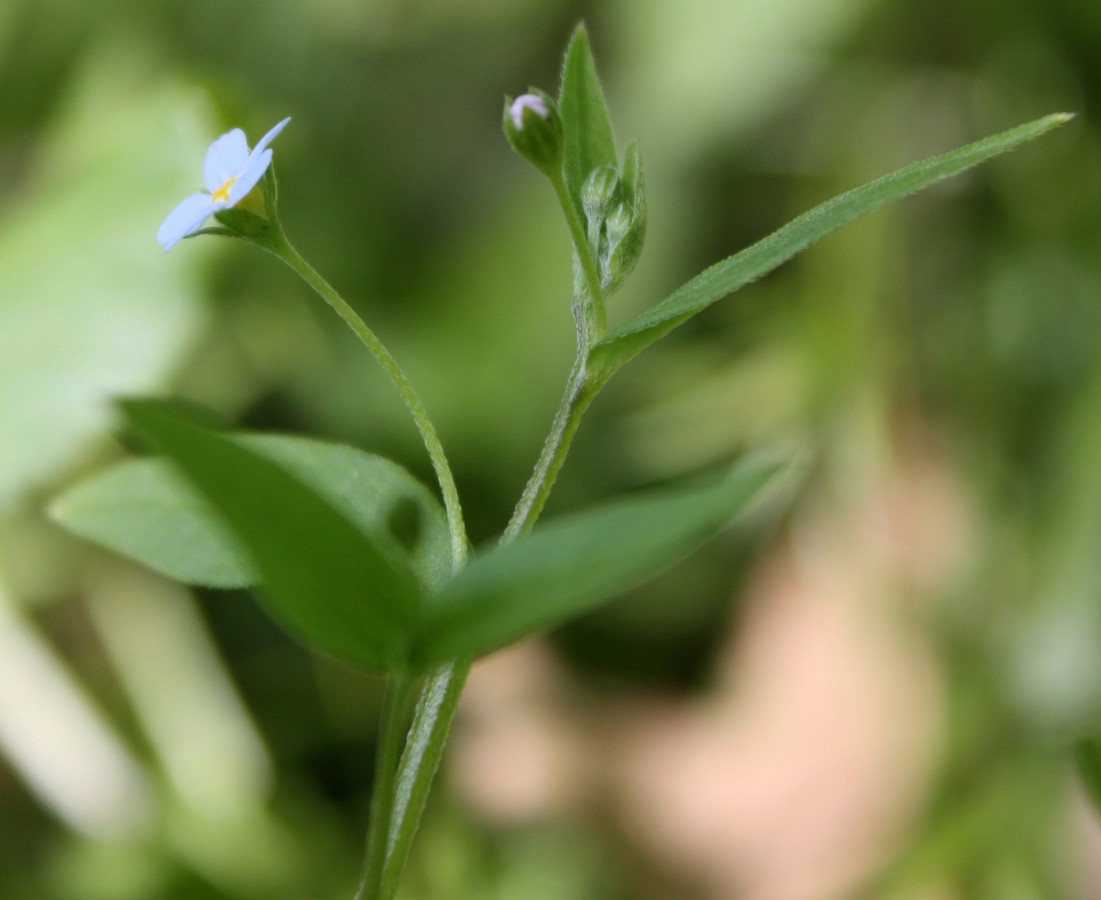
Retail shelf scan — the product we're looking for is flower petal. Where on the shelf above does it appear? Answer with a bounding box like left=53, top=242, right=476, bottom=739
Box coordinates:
left=227, top=148, right=272, bottom=205
left=157, top=193, right=217, bottom=251
left=250, top=117, right=291, bottom=159
left=203, top=128, right=249, bottom=193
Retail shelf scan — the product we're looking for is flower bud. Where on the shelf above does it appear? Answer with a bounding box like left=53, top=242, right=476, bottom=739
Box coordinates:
left=602, top=142, right=647, bottom=293
left=581, top=165, right=621, bottom=250
left=503, top=90, right=563, bottom=176
left=581, top=166, right=620, bottom=219
left=602, top=201, right=646, bottom=294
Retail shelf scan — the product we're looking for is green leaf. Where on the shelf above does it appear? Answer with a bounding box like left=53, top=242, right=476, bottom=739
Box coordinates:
left=51, top=435, right=451, bottom=592
left=116, top=400, right=425, bottom=674
left=588, top=113, right=1074, bottom=385
left=1076, top=739, right=1101, bottom=816
left=53, top=456, right=250, bottom=588
left=559, top=23, right=618, bottom=217
left=413, top=455, right=787, bottom=667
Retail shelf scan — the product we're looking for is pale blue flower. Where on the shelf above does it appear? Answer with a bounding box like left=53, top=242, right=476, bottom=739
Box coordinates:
left=157, top=117, right=291, bottom=251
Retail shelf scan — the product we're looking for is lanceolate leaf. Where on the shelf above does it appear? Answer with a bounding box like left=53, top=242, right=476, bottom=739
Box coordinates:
left=559, top=23, right=618, bottom=217
left=413, top=455, right=788, bottom=667
left=588, top=113, right=1073, bottom=385
left=117, top=400, right=425, bottom=674
left=51, top=435, right=451, bottom=591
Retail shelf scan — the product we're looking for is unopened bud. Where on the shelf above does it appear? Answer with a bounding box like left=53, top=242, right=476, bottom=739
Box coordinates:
left=509, top=94, right=548, bottom=129
left=503, top=90, right=563, bottom=176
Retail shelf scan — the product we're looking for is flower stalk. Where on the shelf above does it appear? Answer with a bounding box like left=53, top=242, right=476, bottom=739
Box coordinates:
left=258, top=224, right=469, bottom=571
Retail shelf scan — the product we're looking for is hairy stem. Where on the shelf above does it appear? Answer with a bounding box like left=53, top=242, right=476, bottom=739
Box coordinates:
left=550, top=172, right=607, bottom=343
left=356, top=675, right=414, bottom=900
left=259, top=167, right=603, bottom=900
left=378, top=659, right=469, bottom=898
left=377, top=354, right=598, bottom=897
left=263, top=226, right=468, bottom=570
left=502, top=353, right=596, bottom=542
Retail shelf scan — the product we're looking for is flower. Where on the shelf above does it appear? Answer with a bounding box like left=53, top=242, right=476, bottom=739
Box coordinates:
left=157, top=117, right=291, bottom=251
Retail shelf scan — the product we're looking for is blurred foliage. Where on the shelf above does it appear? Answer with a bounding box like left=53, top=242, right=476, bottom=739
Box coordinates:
left=1, top=0, right=1101, bottom=897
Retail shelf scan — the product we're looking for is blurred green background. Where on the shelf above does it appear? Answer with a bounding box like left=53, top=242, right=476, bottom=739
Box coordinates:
left=2, top=0, right=1100, bottom=897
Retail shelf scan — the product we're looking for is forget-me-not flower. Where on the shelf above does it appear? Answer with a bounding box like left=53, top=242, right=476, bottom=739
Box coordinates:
left=157, top=117, right=291, bottom=251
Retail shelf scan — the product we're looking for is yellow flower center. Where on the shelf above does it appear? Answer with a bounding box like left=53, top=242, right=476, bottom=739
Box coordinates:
left=212, top=176, right=238, bottom=203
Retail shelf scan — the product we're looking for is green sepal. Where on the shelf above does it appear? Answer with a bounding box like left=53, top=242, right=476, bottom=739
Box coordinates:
left=213, top=207, right=274, bottom=241
left=185, top=226, right=238, bottom=240
left=261, top=162, right=279, bottom=212
left=116, top=399, right=426, bottom=675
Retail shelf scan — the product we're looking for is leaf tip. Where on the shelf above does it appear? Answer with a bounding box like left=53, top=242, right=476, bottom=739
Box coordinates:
left=1033, top=111, right=1075, bottom=135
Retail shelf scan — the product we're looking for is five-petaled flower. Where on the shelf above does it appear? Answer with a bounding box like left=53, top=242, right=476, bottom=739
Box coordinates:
left=157, top=117, right=291, bottom=252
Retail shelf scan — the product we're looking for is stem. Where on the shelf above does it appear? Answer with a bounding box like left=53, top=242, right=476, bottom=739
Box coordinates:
left=262, top=226, right=468, bottom=570
left=282, top=164, right=602, bottom=899
left=378, top=659, right=469, bottom=898
left=242, top=210, right=599, bottom=897
left=376, top=353, right=599, bottom=898
left=371, top=175, right=609, bottom=894
left=502, top=352, right=595, bottom=542
left=356, top=675, right=415, bottom=900
left=550, top=172, right=607, bottom=342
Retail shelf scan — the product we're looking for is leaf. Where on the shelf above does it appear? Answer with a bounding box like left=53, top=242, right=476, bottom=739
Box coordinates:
left=559, top=23, right=618, bottom=217
left=588, top=113, right=1074, bottom=385
left=53, top=457, right=250, bottom=588
left=117, top=400, right=425, bottom=674
left=52, top=435, right=451, bottom=592
left=1076, top=739, right=1101, bottom=816
left=413, top=454, right=787, bottom=667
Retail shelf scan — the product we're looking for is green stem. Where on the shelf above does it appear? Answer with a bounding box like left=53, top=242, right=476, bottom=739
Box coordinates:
left=356, top=675, right=414, bottom=900
left=282, top=165, right=602, bottom=900
left=262, top=226, right=468, bottom=570
left=502, top=352, right=595, bottom=542
left=370, top=173, right=609, bottom=895
left=241, top=209, right=599, bottom=898
left=376, top=352, right=598, bottom=898
left=550, top=172, right=607, bottom=342
left=378, top=659, right=469, bottom=898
